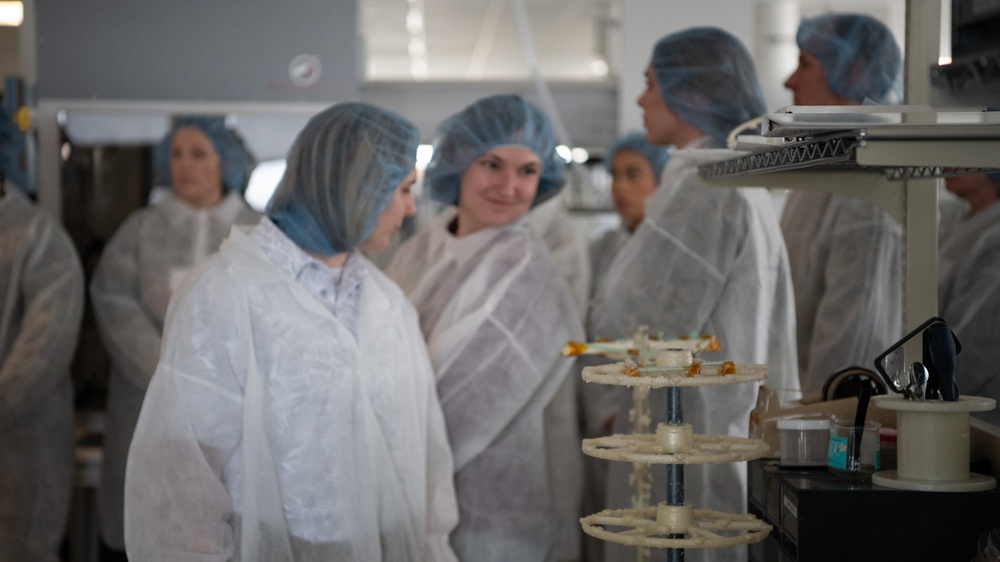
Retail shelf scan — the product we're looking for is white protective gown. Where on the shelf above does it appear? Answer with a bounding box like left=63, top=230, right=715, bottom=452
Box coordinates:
left=529, top=192, right=592, bottom=317
left=590, top=139, right=800, bottom=562
left=780, top=190, right=902, bottom=397
left=90, top=191, right=260, bottom=549
left=938, top=200, right=1000, bottom=427
left=387, top=208, right=585, bottom=562
left=581, top=223, right=631, bottom=562
left=0, top=187, right=84, bottom=562
left=583, top=223, right=634, bottom=439
left=125, top=222, right=459, bottom=561
left=588, top=223, right=630, bottom=305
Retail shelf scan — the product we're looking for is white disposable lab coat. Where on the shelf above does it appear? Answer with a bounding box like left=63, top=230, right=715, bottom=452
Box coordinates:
left=0, top=187, right=83, bottom=562
left=577, top=223, right=632, bottom=562
left=124, top=225, right=459, bottom=561
left=590, top=140, right=800, bottom=562
left=588, top=224, right=630, bottom=309
left=781, top=191, right=902, bottom=397
left=530, top=192, right=592, bottom=317
left=90, top=191, right=260, bottom=549
left=939, top=200, right=1000, bottom=427
left=387, top=208, right=584, bottom=562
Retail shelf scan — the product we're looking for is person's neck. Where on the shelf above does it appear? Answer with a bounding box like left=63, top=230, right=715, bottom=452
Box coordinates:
left=182, top=189, right=226, bottom=209
left=312, top=251, right=349, bottom=268
left=965, top=189, right=999, bottom=216
left=672, top=125, right=711, bottom=149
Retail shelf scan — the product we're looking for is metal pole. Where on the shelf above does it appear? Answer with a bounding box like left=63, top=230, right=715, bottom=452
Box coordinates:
left=666, top=386, right=684, bottom=562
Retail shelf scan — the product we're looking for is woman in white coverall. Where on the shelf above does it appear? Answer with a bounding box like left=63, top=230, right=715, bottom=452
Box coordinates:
left=589, top=131, right=670, bottom=300
left=939, top=172, right=1000, bottom=427
left=124, top=102, right=459, bottom=561
left=0, top=107, right=84, bottom=562
left=589, top=28, right=801, bottom=562
left=781, top=13, right=903, bottom=397
left=387, top=94, right=584, bottom=562
left=90, top=115, right=261, bottom=555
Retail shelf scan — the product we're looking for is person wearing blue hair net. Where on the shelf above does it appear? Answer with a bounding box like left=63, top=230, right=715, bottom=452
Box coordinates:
left=590, top=131, right=670, bottom=292
left=124, top=103, right=459, bottom=561
left=781, top=13, right=903, bottom=397
left=589, top=28, right=801, bottom=562
left=580, top=131, right=669, bottom=561
left=90, top=115, right=262, bottom=556
left=939, top=172, right=1000, bottom=427
left=0, top=108, right=84, bottom=562
left=387, top=94, right=584, bottom=562
left=785, top=13, right=903, bottom=105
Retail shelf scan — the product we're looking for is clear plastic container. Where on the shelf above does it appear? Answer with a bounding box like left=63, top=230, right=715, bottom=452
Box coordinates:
left=777, top=418, right=830, bottom=466
left=827, top=418, right=881, bottom=479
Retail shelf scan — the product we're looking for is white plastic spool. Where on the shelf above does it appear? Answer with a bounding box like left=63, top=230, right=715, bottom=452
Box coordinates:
left=655, top=503, right=694, bottom=533
left=872, top=395, right=997, bottom=492
left=656, top=348, right=693, bottom=368
left=656, top=423, right=694, bottom=453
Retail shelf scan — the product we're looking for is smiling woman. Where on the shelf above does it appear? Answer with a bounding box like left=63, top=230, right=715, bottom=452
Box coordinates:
left=456, top=145, right=540, bottom=236
left=387, top=94, right=586, bottom=561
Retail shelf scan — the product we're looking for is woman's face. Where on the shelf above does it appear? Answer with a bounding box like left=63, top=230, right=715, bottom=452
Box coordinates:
left=456, top=145, right=541, bottom=237
left=610, top=149, right=658, bottom=231
left=783, top=50, right=854, bottom=106
left=360, top=169, right=417, bottom=252
left=637, top=66, right=688, bottom=147
left=170, top=127, right=224, bottom=208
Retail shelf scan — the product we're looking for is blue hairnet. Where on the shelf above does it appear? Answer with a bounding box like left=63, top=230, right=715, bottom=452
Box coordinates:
left=266, top=103, right=419, bottom=257
left=604, top=131, right=670, bottom=180
left=153, top=115, right=256, bottom=193
left=650, top=28, right=766, bottom=148
left=796, top=13, right=903, bottom=104
left=424, top=94, right=566, bottom=207
left=0, top=106, right=29, bottom=193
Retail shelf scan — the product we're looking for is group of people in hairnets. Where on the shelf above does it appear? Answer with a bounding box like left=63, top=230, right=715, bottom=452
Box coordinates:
left=583, top=12, right=998, bottom=562
left=3, top=9, right=999, bottom=562
left=116, top=94, right=587, bottom=561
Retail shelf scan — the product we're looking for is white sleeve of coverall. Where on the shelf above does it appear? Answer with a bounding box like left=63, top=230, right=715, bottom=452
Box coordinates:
left=90, top=214, right=165, bottom=389
left=0, top=217, right=84, bottom=419
left=124, top=272, right=243, bottom=562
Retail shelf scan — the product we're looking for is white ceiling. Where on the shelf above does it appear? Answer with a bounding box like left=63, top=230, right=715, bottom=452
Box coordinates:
left=360, top=0, right=616, bottom=82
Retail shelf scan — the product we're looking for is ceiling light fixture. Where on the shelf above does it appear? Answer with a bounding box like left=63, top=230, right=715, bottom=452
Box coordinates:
left=0, top=1, right=23, bottom=27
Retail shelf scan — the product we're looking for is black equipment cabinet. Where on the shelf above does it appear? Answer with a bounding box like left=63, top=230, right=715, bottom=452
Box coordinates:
left=747, top=459, right=1000, bottom=562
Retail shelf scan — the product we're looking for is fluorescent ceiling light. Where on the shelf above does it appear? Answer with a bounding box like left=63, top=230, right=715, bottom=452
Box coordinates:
left=0, top=2, right=23, bottom=27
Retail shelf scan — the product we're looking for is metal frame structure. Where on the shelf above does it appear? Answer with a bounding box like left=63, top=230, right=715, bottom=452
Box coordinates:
left=696, top=108, right=1000, bottom=338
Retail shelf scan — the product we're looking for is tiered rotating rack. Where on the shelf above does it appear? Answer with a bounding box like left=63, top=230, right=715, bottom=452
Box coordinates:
left=567, top=329, right=773, bottom=560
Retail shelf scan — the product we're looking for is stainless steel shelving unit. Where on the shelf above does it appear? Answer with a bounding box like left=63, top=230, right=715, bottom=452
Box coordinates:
left=695, top=106, right=1000, bottom=336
